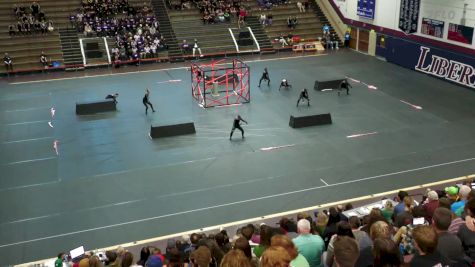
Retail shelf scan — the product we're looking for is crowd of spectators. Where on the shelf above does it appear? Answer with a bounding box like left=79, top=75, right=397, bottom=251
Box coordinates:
left=70, top=0, right=167, bottom=62
left=193, top=0, right=245, bottom=25
left=50, top=182, right=475, bottom=267
left=8, top=2, right=54, bottom=36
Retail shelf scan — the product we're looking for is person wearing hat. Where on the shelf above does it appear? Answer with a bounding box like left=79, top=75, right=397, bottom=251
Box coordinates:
left=423, top=190, right=439, bottom=222
left=445, top=186, right=460, bottom=204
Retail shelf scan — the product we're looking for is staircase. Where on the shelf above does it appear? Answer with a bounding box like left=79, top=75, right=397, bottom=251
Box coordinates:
left=151, top=0, right=184, bottom=62
left=311, top=1, right=342, bottom=47
left=59, top=28, right=84, bottom=70
left=245, top=16, right=275, bottom=54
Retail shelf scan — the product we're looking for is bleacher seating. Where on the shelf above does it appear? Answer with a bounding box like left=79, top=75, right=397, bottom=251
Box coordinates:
left=0, top=0, right=81, bottom=74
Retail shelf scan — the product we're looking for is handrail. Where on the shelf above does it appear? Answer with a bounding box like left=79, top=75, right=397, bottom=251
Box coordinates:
left=247, top=26, right=260, bottom=52
left=228, top=28, right=240, bottom=53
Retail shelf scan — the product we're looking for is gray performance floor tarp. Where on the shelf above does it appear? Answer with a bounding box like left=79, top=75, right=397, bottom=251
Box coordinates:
left=1, top=51, right=475, bottom=265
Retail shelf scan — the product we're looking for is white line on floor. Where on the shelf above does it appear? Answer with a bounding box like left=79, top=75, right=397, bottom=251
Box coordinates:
left=4, top=156, right=56, bottom=166
left=9, top=54, right=328, bottom=85
left=2, top=106, right=51, bottom=113
left=1, top=156, right=473, bottom=248
left=4, top=120, right=50, bottom=126
left=2, top=136, right=53, bottom=144
left=320, top=178, right=329, bottom=186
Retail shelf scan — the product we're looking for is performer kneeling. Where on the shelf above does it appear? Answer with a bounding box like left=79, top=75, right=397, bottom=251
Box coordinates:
left=230, top=115, right=248, bottom=140
left=339, top=80, right=352, bottom=96
left=297, top=88, right=310, bottom=107
left=105, top=93, right=119, bottom=104
left=279, top=79, right=292, bottom=90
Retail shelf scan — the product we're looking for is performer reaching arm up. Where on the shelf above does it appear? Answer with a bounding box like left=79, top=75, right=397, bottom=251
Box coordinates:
left=230, top=115, right=248, bottom=140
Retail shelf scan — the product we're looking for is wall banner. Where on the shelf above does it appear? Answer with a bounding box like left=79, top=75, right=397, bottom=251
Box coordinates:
left=357, top=0, right=376, bottom=20
left=399, top=0, right=420, bottom=34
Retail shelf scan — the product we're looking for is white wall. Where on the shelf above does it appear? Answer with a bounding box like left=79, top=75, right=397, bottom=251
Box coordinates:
left=332, top=0, right=475, bottom=49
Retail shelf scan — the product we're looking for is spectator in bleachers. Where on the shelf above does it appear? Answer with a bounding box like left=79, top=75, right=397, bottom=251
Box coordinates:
left=181, top=40, right=191, bottom=53
left=445, top=186, right=459, bottom=204
left=444, top=199, right=466, bottom=234
left=30, top=2, right=41, bottom=17
left=356, top=221, right=392, bottom=267
left=394, top=205, right=428, bottom=256
left=84, top=23, right=93, bottom=36
left=432, top=207, right=468, bottom=265
left=40, top=52, right=48, bottom=69
left=279, top=217, right=298, bottom=238
left=214, top=231, right=232, bottom=254
left=293, top=219, right=325, bottom=267
left=278, top=33, right=288, bottom=47
left=8, top=24, right=15, bottom=36
left=410, top=225, right=451, bottom=266
left=89, top=255, right=104, bottom=267
left=381, top=201, right=394, bottom=223
left=372, top=238, right=402, bottom=267
left=344, top=31, right=351, bottom=48
left=136, top=247, right=150, bottom=267
left=234, top=237, right=256, bottom=265
left=266, top=13, right=273, bottom=26
left=4, top=53, right=13, bottom=72
left=271, top=234, right=309, bottom=267
left=297, top=1, right=305, bottom=12
left=315, top=211, right=328, bottom=236
left=423, top=190, right=439, bottom=222
left=261, top=246, right=292, bottom=267
left=189, top=246, right=211, bottom=267
left=259, top=13, right=266, bottom=25
left=165, top=247, right=183, bottom=266
left=330, top=33, right=339, bottom=49
left=458, top=198, right=475, bottom=261
left=192, top=39, right=203, bottom=57
left=348, top=216, right=372, bottom=252
left=144, top=254, right=163, bottom=267
left=333, top=236, right=359, bottom=267
left=221, top=249, right=252, bottom=267
left=323, top=24, right=330, bottom=35
left=54, top=253, right=65, bottom=267
left=105, top=251, right=120, bottom=267
left=452, top=185, right=471, bottom=215
left=325, top=221, right=356, bottom=267
left=253, top=225, right=272, bottom=258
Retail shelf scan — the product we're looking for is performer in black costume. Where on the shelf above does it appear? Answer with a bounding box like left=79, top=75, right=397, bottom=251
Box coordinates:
left=339, top=80, right=352, bottom=96
left=297, top=88, right=310, bottom=107
left=105, top=93, right=119, bottom=104
left=143, top=88, right=156, bottom=114
left=258, top=68, right=270, bottom=87
left=279, top=79, right=292, bottom=90
left=229, top=115, right=248, bottom=140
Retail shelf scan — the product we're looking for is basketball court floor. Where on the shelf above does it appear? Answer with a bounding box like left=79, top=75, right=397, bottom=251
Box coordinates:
left=2, top=50, right=475, bottom=265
